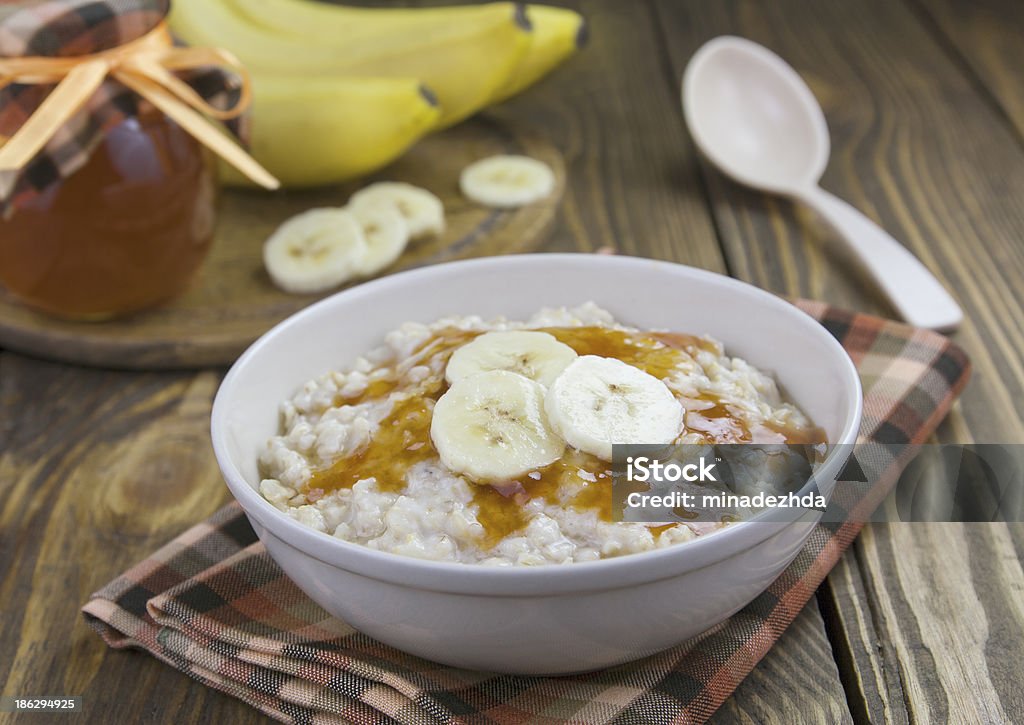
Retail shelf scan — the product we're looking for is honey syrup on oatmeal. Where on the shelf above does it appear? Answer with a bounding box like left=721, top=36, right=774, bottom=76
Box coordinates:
left=541, top=327, right=709, bottom=380
left=471, top=451, right=616, bottom=548
left=686, top=399, right=752, bottom=443
left=312, top=328, right=481, bottom=491
left=305, top=325, right=824, bottom=549
left=311, top=387, right=440, bottom=494
left=331, top=329, right=479, bottom=407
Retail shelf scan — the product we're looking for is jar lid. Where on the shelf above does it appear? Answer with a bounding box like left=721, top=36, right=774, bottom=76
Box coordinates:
left=0, top=0, right=168, bottom=58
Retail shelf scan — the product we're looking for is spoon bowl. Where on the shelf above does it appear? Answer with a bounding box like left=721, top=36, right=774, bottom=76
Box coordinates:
left=682, top=36, right=963, bottom=331
left=684, top=36, right=829, bottom=193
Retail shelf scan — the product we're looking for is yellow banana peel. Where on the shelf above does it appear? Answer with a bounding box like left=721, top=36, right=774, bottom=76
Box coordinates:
left=494, top=4, right=587, bottom=103
left=170, top=0, right=531, bottom=128
left=167, top=0, right=586, bottom=188
left=221, top=74, right=440, bottom=188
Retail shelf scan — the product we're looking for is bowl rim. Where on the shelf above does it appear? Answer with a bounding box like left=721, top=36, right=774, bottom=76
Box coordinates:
left=212, top=254, right=863, bottom=596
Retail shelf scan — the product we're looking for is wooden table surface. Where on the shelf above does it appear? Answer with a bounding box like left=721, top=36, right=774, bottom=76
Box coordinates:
left=3, top=0, right=1024, bottom=722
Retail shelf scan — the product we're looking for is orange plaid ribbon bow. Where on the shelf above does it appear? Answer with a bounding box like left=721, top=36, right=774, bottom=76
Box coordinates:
left=0, top=22, right=277, bottom=189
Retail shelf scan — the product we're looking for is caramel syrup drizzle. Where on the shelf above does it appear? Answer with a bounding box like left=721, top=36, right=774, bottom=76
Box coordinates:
left=304, top=326, right=826, bottom=550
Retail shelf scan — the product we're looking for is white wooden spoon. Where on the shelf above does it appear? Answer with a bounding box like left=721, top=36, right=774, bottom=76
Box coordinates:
left=683, top=36, right=962, bottom=331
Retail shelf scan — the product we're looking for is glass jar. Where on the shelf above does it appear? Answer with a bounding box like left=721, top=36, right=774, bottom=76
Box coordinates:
left=0, top=104, right=216, bottom=320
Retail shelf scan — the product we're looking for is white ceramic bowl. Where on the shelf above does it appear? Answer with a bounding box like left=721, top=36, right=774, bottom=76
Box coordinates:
left=212, top=254, right=862, bottom=675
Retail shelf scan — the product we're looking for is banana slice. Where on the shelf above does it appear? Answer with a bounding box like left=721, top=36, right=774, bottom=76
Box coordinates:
left=545, top=355, right=684, bottom=461
left=351, top=203, right=410, bottom=276
left=446, top=330, right=577, bottom=387
left=431, top=370, right=565, bottom=482
left=460, top=154, right=555, bottom=208
left=263, top=208, right=368, bottom=294
left=349, top=182, right=445, bottom=240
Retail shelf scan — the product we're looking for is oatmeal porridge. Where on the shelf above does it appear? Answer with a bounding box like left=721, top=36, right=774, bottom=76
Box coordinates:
left=258, top=303, right=824, bottom=565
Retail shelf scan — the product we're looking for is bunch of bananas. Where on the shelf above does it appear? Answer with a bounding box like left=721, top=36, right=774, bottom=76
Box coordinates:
left=168, top=0, right=586, bottom=187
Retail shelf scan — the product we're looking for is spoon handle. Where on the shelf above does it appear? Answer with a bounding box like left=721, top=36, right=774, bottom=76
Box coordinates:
left=799, top=187, right=963, bottom=331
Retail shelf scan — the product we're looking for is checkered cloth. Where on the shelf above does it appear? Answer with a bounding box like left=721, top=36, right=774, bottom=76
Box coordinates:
left=82, top=300, right=970, bottom=724
left=0, top=0, right=247, bottom=208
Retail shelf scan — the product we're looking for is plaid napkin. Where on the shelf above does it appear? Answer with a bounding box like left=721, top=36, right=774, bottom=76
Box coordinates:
left=82, top=300, right=970, bottom=725
left=0, top=0, right=247, bottom=209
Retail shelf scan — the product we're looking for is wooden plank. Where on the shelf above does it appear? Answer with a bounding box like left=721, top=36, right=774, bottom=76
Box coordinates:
left=488, top=0, right=727, bottom=269
left=818, top=408, right=980, bottom=723
left=913, top=0, right=1024, bottom=138
left=652, top=0, right=1024, bottom=444
left=0, top=355, right=262, bottom=723
left=394, top=0, right=728, bottom=266
left=848, top=522, right=1024, bottom=723
left=818, top=551, right=911, bottom=724
left=708, top=597, right=854, bottom=724
left=652, top=0, right=1024, bottom=721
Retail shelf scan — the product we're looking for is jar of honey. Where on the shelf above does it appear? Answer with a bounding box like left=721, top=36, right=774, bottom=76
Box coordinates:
left=0, top=1, right=275, bottom=321
left=0, top=104, right=216, bottom=320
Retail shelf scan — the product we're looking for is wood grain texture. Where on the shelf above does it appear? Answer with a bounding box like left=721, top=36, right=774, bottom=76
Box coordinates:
left=488, top=0, right=728, bottom=271
left=0, top=354, right=261, bottom=723
left=4, top=0, right=1024, bottom=722
left=653, top=0, right=1024, bottom=721
left=843, top=523, right=1024, bottom=724
left=914, top=0, right=1024, bottom=139
left=654, top=0, right=1024, bottom=445
left=707, top=597, right=854, bottom=725
left=819, top=549, right=911, bottom=724
left=0, top=119, right=564, bottom=370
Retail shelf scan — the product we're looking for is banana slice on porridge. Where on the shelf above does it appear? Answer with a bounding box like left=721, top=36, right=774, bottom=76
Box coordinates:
left=430, top=369, right=565, bottom=481
left=445, top=330, right=577, bottom=386
left=545, top=355, right=684, bottom=461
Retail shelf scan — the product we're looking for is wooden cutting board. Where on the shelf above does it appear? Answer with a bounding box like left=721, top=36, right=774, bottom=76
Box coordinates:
left=0, top=116, right=564, bottom=369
